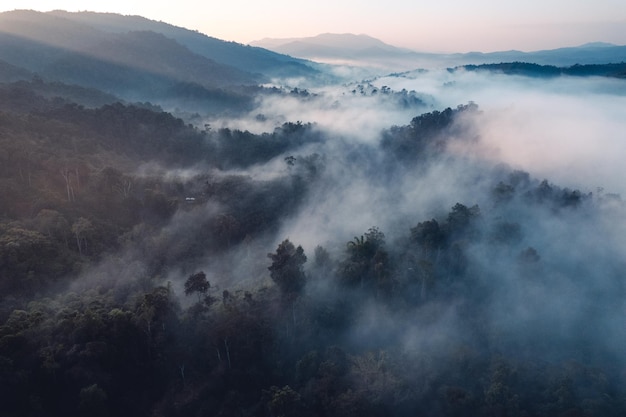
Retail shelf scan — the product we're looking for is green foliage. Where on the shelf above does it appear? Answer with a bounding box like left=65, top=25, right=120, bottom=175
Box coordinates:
left=460, top=61, right=626, bottom=79
left=268, top=239, right=307, bottom=296
left=184, top=271, right=209, bottom=301
left=0, top=224, right=70, bottom=295
left=264, top=385, right=303, bottom=417
left=410, top=219, right=445, bottom=252
left=211, top=121, right=322, bottom=169
left=380, top=103, right=479, bottom=164
left=339, top=227, right=392, bottom=295
left=0, top=65, right=623, bottom=417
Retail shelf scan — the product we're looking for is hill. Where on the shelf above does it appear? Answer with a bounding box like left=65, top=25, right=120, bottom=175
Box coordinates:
left=252, top=33, right=412, bottom=57
left=253, top=33, right=626, bottom=70
left=454, top=43, right=626, bottom=67
left=0, top=10, right=319, bottom=112
left=1, top=83, right=625, bottom=415
left=252, top=33, right=442, bottom=69
left=48, top=10, right=318, bottom=79
left=2, top=11, right=626, bottom=417
left=454, top=61, right=626, bottom=78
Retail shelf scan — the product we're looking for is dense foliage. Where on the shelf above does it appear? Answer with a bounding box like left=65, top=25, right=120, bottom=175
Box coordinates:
left=1, top=77, right=625, bottom=417
left=457, top=61, right=626, bottom=78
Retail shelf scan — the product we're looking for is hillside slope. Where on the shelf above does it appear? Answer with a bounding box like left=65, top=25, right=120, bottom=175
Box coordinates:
left=48, top=10, right=319, bottom=79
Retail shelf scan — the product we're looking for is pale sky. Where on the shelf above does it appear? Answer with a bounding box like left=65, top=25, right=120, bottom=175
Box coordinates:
left=1, top=0, right=626, bottom=52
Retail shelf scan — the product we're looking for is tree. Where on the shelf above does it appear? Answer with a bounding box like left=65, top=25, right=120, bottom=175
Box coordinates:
left=346, top=227, right=385, bottom=261
left=264, top=385, right=303, bottom=417
left=33, top=209, right=69, bottom=245
left=0, top=225, right=58, bottom=294
left=447, top=203, right=480, bottom=231
left=184, top=271, right=210, bottom=302
left=71, top=217, right=93, bottom=255
left=268, top=239, right=307, bottom=296
left=340, top=227, right=390, bottom=293
left=312, top=245, right=332, bottom=278
left=410, top=219, right=445, bottom=254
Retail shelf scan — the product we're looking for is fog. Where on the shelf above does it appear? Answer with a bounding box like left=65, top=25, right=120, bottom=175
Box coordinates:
left=221, top=66, right=626, bottom=377
left=206, top=82, right=432, bottom=144
left=5, top=11, right=626, bottom=416
left=200, top=70, right=624, bottom=250
left=375, top=70, right=626, bottom=195
left=177, top=65, right=626, bottom=301
left=30, top=59, right=626, bottom=414
left=211, top=69, right=626, bottom=199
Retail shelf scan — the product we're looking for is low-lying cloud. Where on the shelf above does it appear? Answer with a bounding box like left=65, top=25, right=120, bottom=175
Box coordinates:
left=374, top=70, right=626, bottom=195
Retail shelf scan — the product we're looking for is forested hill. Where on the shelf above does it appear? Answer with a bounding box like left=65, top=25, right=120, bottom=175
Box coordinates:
left=0, top=79, right=322, bottom=295
left=47, top=10, right=318, bottom=79
left=0, top=10, right=319, bottom=112
left=0, top=11, right=253, bottom=84
left=1, top=73, right=626, bottom=417
left=455, top=61, right=626, bottom=78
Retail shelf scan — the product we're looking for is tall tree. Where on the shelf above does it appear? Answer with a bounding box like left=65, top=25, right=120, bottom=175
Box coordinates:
left=268, top=239, right=307, bottom=297
left=184, top=271, right=210, bottom=302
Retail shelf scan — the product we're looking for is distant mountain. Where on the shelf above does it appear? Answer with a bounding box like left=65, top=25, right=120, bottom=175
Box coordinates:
left=577, top=42, right=616, bottom=48
left=252, top=33, right=412, bottom=56
left=251, top=33, right=425, bottom=67
left=46, top=30, right=255, bottom=89
left=0, top=11, right=252, bottom=88
left=48, top=10, right=318, bottom=79
left=0, top=10, right=320, bottom=111
left=455, top=43, right=626, bottom=67
left=253, top=33, right=626, bottom=70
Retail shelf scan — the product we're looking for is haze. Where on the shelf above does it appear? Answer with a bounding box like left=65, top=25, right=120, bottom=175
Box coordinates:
left=2, top=8, right=626, bottom=416
left=1, top=0, right=626, bottom=52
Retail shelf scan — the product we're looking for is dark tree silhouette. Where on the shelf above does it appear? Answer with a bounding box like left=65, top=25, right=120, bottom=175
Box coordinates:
left=184, top=271, right=210, bottom=301
left=268, top=239, right=307, bottom=296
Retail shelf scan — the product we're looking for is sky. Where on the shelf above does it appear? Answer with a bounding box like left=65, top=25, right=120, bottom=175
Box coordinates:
left=1, top=1, right=626, bottom=52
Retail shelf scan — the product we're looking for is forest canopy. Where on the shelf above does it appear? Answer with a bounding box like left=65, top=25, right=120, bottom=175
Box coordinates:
left=1, top=40, right=626, bottom=417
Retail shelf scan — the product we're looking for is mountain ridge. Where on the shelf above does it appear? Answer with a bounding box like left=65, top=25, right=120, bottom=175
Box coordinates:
left=47, top=10, right=318, bottom=78
left=0, top=10, right=322, bottom=112
left=252, top=32, right=626, bottom=68
left=251, top=32, right=413, bottom=57
left=0, top=10, right=319, bottom=83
